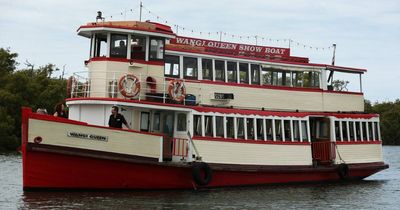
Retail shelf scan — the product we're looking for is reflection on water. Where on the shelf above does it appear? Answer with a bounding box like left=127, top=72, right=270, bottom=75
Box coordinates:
left=1, top=146, right=399, bottom=209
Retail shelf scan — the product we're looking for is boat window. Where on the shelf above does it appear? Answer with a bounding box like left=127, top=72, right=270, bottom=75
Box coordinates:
left=215, top=60, right=225, bottom=82
left=256, top=118, right=264, bottom=140
left=183, top=57, right=198, bottom=79
left=362, top=122, right=368, bottom=140
left=236, top=117, right=245, bottom=139
left=193, top=115, right=202, bottom=136
left=216, top=116, right=224, bottom=137
left=266, top=119, right=273, bottom=140
left=239, top=63, right=249, bottom=84
left=293, top=120, right=300, bottom=141
left=342, top=121, right=348, bottom=141
left=311, top=72, right=320, bottom=88
left=275, top=120, right=282, bottom=141
left=247, top=118, right=254, bottom=139
left=92, top=34, right=107, bottom=58
left=149, top=38, right=164, bottom=60
left=301, top=120, right=308, bottom=141
left=261, top=67, right=273, bottom=85
left=374, top=122, right=379, bottom=140
left=202, top=59, right=213, bottom=80
left=335, top=121, right=341, bottom=141
left=292, top=71, right=304, bottom=87
left=227, top=61, right=237, bottom=83
left=275, top=71, right=291, bottom=87
left=284, top=120, right=292, bottom=141
left=226, top=117, right=234, bottom=138
left=303, top=71, right=320, bottom=88
left=317, top=118, right=330, bottom=139
left=205, top=116, right=213, bottom=137
left=368, top=122, right=374, bottom=141
left=164, top=55, right=180, bottom=78
left=349, top=121, right=355, bottom=141
left=177, top=113, right=187, bottom=131
left=153, top=112, right=160, bottom=131
left=130, top=36, right=146, bottom=60
left=355, top=122, right=361, bottom=141
left=140, top=112, right=150, bottom=132
left=251, top=64, right=260, bottom=85
left=110, top=34, right=128, bottom=58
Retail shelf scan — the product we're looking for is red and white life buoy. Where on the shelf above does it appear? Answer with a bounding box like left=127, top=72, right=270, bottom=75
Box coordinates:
left=118, top=74, right=141, bottom=98
left=168, top=79, right=186, bottom=102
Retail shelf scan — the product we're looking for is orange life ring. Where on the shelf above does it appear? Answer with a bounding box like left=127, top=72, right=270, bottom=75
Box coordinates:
left=118, top=74, right=141, bottom=98
left=66, top=76, right=76, bottom=98
left=168, top=79, right=186, bottom=102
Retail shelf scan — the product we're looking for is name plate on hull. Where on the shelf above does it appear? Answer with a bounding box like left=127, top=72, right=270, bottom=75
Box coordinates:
left=67, top=131, right=108, bottom=142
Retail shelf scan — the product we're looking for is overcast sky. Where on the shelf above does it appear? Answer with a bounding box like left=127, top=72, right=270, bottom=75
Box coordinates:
left=1, top=0, right=399, bottom=102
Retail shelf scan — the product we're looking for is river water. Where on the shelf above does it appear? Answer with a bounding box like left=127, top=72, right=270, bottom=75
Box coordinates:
left=1, top=146, right=399, bottom=210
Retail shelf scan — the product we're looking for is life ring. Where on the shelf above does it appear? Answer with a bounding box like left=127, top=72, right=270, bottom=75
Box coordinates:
left=192, top=162, right=213, bottom=186
left=336, top=163, right=349, bottom=180
left=168, top=79, right=186, bottom=102
left=118, top=74, right=141, bottom=98
left=66, top=76, right=76, bottom=98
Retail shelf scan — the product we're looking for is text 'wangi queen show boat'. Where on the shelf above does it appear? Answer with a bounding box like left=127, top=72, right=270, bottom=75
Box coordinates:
left=21, top=15, right=388, bottom=190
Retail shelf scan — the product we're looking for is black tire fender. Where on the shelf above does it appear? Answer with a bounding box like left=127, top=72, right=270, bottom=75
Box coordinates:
left=337, top=163, right=349, bottom=180
left=192, top=162, right=213, bottom=186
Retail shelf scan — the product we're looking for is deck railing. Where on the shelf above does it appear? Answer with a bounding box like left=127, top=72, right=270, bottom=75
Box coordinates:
left=311, top=141, right=336, bottom=164
left=69, top=71, right=201, bottom=105
left=172, top=138, right=189, bottom=157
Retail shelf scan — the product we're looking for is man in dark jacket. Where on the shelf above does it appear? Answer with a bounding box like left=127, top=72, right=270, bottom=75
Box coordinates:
left=108, top=106, right=130, bottom=129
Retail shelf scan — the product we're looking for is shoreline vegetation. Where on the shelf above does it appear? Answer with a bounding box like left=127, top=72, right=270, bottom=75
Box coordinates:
left=0, top=48, right=399, bottom=152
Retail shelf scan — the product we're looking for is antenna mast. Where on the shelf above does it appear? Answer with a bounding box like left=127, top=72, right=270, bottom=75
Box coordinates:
left=331, top=43, right=337, bottom=66
left=139, top=1, right=143, bottom=22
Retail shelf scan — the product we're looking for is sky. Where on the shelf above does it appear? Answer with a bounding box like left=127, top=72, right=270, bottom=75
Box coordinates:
left=0, top=0, right=399, bottom=102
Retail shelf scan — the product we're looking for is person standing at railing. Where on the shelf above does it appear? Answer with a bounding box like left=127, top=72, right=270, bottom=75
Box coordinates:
left=108, top=106, right=130, bottom=129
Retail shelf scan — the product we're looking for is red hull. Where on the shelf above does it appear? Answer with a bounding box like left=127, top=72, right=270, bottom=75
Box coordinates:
left=22, top=149, right=388, bottom=190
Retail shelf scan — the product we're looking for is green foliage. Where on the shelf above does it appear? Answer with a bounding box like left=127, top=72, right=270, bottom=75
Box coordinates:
left=365, top=100, right=400, bottom=145
left=0, top=48, right=66, bottom=152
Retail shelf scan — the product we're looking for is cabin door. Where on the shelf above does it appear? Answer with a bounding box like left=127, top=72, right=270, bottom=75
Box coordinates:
left=309, top=117, right=336, bottom=165
left=161, top=112, right=174, bottom=161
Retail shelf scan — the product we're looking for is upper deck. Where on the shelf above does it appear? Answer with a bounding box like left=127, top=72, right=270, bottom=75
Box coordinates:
left=74, top=20, right=367, bottom=113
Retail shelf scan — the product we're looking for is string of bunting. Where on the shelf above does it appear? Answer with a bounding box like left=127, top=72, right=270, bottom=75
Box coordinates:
left=103, top=5, right=334, bottom=51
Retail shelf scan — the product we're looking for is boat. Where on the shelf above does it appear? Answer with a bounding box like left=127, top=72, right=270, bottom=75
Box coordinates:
left=21, top=16, right=388, bottom=190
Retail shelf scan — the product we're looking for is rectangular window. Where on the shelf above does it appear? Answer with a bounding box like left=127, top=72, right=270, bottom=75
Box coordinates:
left=164, top=55, right=180, bottom=77
left=293, top=120, right=300, bottom=141
left=204, top=116, right=213, bottom=137
left=368, top=122, right=374, bottom=141
left=236, top=117, right=245, bottom=139
left=355, top=122, right=361, bottom=141
left=202, top=59, right=213, bottom=80
left=149, top=38, right=164, bottom=60
left=251, top=64, right=260, bottom=85
left=280, top=71, right=291, bottom=87
left=292, top=72, right=304, bottom=87
left=193, top=115, right=202, bottom=136
left=215, top=60, right=225, bottom=81
left=226, top=117, right=234, bottom=138
left=183, top=57, right=198, bottom=79
left=335, top=121, right=341, bottom=141
left=284, top=120, right=291, bottom=141
left=301, top=121, right=308, bottom=141
left=266, top=119, right=273, bottom=140
left=342, top=121, right=348, bottom=141
left=318, top=119, right=330, bottom=139
left=153, top=113, right=160, bottom=130
left=110, top=34, right=128, bottom=58
left=275, top=120, right=282, bottom=141
left=216, top=116, right=224, bottom=137
left=227, top=61, right=237, bottom=82
left=362, top=122, right=367, bottom=140
left=256, top=119, right=264, bottom=140
left=374, top=122, right=379, bottom=140
left=177, top=113, right=187, bottom=131
left=349, top=121, right=355, bottom=141
left=130, top=36, right=146, bottom=60
left=303, top=71, right=319, bottom=87
left=247, top=118, right=254, bottom=139
left=239, top=63, right=249, bottom=84
left=311, top=72, right=320, bottom=88
left=262, top=68, right=273, bottom=85
left=140, top=112, right=150, bottom=132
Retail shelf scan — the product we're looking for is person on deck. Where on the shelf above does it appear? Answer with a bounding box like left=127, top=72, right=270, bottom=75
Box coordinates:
left=108, top=106, right=130, bottom=129
left=53, top=103, right=67, bottom=118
